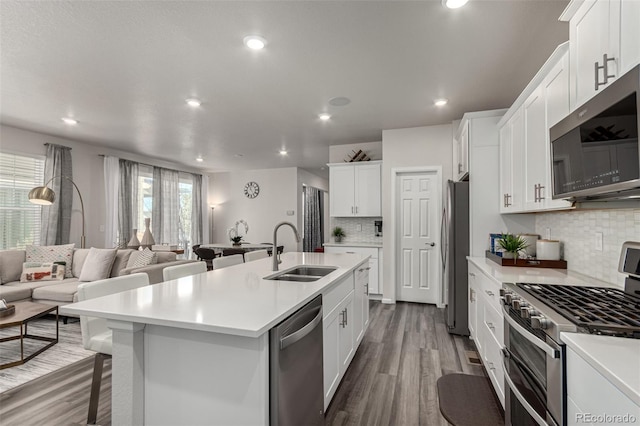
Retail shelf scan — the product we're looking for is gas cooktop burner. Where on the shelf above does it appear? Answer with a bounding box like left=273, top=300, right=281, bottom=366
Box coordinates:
left=516, top=283, right=640, bottom=338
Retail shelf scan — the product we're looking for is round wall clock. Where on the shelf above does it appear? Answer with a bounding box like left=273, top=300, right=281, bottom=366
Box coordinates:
left=244, top=181, right=260, bottom=199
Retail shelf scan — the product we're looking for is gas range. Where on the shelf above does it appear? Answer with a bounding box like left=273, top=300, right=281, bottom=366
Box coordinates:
left=501, top=241, right=640, bottom=343
left=501, top=282, right=640, bottom=342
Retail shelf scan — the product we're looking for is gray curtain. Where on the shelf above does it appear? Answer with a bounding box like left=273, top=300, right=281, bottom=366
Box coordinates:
left=303, top=186, right=323, bottom=252
left=152, top=167, right=179, bottom=245
left=118, top=159, right=139, bottom=248
left=41, top=144, right=72, bottom=245
left=191, top=173, right=203, bottom=247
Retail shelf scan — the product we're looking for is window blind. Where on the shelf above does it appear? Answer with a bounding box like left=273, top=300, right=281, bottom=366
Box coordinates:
left=0, top=152, right=45, bottom=249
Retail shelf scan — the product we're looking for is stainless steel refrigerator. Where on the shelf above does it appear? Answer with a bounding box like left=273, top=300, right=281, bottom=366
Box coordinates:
left=442, top=180, right=469, bottom=336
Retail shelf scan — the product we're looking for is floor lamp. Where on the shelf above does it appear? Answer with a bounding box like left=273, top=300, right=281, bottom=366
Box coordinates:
left=28, top=175, right=86, bottom=248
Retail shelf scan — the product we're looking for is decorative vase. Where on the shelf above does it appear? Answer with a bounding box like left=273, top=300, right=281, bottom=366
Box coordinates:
left=140, top=218, right=155, bottom=248
left=335, top=236, right=343, bottom=243
left=127, top=229, right=141, bottom=249
left=232, top=242, right=241, bottom=247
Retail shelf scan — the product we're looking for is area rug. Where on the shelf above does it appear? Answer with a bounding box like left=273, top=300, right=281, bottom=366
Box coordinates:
left=0, top=317, right=94, bottom=393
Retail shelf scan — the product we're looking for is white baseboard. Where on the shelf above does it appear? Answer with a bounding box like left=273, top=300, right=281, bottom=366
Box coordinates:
left=381, top=298, right=395, bottom=304
left=368, top=294, right=382, bottom=301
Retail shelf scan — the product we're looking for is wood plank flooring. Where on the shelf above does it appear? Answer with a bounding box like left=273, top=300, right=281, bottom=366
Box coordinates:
left=0, top=301, right=489, bottom=426
left=325, top=301, right=487, bottom=426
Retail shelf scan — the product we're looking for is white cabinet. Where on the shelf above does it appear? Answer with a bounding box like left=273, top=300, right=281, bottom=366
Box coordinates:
left=499, top=107, right=525, bottom=212
left=322, top=265, right=368, bottom=410
left=564, top=0, right=640, bottom=109
left=566, top=346, right=640, bottom=425
left=324, top=246, right=381, bottom=295
left=453, top=120, right=470, bottom=180
left=498, top=43, right=573, bottom=213
left=329, top=162, right=381, bottom=217
left=353, top=266, right=370, bottom=345
left=468, top=261, right=505, bottom=408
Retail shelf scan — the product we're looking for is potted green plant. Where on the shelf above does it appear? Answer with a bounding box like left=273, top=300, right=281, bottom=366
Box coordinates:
left=497, top=233, right=529, bottom=264
left=332, top=226, right=346, bottom=243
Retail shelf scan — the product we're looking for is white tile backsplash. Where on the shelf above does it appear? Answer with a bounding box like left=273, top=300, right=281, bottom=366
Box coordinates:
left=330, top=217, right=382, bottom=244
left=535, top=208, right=640, bottom=288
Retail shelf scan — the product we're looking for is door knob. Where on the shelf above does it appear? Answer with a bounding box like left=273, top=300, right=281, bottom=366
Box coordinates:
left=427, top=242, right=436, bottom=247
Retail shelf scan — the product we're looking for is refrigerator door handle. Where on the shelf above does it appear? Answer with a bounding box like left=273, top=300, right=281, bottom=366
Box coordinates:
left=440, top=207, right=447, bottom=269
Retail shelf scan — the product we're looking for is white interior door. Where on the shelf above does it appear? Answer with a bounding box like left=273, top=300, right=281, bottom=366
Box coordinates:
left=396, top=171, right=440, bottom=304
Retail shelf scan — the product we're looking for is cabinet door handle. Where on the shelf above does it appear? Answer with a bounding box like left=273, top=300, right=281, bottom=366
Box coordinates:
left=340, top=309, right=346, bottom=328
left=364, top=283, right=369, bottom=294
left=486, top=290, right=494, bottom=297
left=355, top=206, right=358, bottom=214
left=595, top=54, right=616, bottom=90
left=538, top=185, right=544, bottom=201
left=351, top=206, right=354, bottom=214
left=487, top=361, right=495, bottom=371
left=469, top=272, right=476, bottom=277
left=469, top=288, right=475, bottom=302
left=534, top=184, right=539, bottom=203
left=458, top=163, right=462, bottom=173
left=487, top=322, right=495, bottom=330
left=344, top=307, right=348, bottom=326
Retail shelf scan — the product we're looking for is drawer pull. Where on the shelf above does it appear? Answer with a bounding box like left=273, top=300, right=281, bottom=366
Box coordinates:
left=487, top=322, right=495, bottom=331
left=487, top=361, right=495, bottom=371
left=469, top=272, right=476, bottom=277
left=485, top=290, right=494, bottom=297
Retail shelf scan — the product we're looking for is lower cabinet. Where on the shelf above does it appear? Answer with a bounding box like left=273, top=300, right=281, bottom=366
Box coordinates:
left=468, top=261, right=505, bottom=408
left=322, top=264, right=369, bottom=410
left=324, top=246, right=381, bottom=294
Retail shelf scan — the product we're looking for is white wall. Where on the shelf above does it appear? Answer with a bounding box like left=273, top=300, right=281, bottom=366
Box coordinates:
left=536, top=208, right=640, bottom=288
left=0, top=124, right=205, bottom=248
left=381, top=124, right=453, bottom=302
left=329, top=141, right=382, bottom=163
left=209, top=168, right=304, bottom=252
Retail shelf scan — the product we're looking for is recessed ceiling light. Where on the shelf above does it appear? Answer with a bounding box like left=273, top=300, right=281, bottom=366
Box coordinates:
left=328, top=97, right=351, bottom=107
left=61, top=117, right=78, bottom=125
left=434, top=99, right=448, bottom=107
left=243, top=35, right=266, bottom=50
left=443, top=0, right=469, bottom=9
left=279, top=149, right=288, bottom=155
left=319, top=113, right=331, bottom=121
left=196, top=156, right=204, bottom=162
left=186, top=98, right=201, bottom=107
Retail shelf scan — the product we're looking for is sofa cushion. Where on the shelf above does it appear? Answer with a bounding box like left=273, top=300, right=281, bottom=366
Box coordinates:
left=20, top=262, right=66, bottom=283
left=127, top=248, right=157, bottom=268
left=155, top=251, right=177, bottom=263
left=0, top=284, right=32, bottom=303
left=72, top=248, right=91, bottom=278
left=32, top=280, right=82, bottom=303
left=26, top=244, right=75, bottom=278
left=6, top=277, right=79, bottom=291
left=0, top=249, right=26, bottom=284
left=78, top=248, right=117, bottom=282
left=110, top=250, right=134, bottom=277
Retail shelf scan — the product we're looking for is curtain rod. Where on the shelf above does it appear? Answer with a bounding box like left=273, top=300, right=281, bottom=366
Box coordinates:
left=43, top=143, right=71, bottom=150
left=98, top=154, right=202, bottom=177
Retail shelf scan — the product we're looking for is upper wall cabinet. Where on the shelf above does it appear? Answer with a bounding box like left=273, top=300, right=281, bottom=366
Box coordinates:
left=498, top=43, right=574, bottom=213
left=329, top=161, right=381, bottom=217
left=562, top=0, right=640, bottom=109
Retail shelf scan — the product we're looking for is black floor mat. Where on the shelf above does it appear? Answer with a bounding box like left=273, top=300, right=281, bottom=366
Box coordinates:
left=437, top=373, right=504, bottom=426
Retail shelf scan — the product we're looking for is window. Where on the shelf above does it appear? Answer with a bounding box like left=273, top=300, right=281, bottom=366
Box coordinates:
left=132, top=166, right=196, bottom=256
left=0, top=152, right=45, bottom=249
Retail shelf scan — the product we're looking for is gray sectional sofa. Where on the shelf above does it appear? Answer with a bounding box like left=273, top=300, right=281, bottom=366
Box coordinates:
left=0, top=248, right=196, bottom=306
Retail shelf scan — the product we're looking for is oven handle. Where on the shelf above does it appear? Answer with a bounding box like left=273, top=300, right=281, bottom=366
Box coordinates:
left=502, top=304, right=560, bottom=359
left=502, top=352, right=554, bottom=426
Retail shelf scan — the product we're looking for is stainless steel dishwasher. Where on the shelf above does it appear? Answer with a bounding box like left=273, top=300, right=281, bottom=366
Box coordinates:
left=269, top=294, right=324, bottom=426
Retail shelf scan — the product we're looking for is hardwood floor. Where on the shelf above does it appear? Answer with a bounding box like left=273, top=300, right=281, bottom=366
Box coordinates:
left=0, top=301, right=486, bottom=426
left=325, top=301, right=486, bottom=426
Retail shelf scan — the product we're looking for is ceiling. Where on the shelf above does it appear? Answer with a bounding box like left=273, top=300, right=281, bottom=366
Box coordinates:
left=0, top=0, right=569, bottom=177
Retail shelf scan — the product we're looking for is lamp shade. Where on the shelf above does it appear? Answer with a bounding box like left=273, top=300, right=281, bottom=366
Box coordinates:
left=28, top=186, right=56, bottom=205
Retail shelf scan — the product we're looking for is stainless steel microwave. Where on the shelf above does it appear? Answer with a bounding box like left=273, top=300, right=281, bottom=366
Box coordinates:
left=550, top=65, right=639, bottom=201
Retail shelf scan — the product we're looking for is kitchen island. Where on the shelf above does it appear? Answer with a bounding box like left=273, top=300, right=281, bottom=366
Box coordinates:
left=61, top=252, right=370, bottom=425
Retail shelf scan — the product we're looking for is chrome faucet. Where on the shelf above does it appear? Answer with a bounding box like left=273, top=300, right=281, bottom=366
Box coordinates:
left=272, top=221, right=301, bottom=271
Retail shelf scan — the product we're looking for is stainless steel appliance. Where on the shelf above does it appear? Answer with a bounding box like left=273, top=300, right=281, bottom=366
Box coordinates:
left=269, top=295, right=324, bottom=426
left=550, top=65, right=639, bottom=201
left=442, top=179, right=470, bottom=336
left=500, top=243, right=640, bottom=426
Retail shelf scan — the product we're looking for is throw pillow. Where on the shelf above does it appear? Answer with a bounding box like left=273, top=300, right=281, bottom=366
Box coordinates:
left=26, top=244, right=75, bottom=278
left=78, top=248, right=118, bottom=282
left=127, top=248, right=157, bottom=269
left=20, top=262, right=66, bottom=283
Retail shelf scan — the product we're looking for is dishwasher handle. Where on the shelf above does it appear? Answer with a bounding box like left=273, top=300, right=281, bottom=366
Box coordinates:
left=280, top=306, right=323, bottom=350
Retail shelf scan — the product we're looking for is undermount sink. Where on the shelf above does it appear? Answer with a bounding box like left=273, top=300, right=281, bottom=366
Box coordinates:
left=265, top=266, right=337, bottom=282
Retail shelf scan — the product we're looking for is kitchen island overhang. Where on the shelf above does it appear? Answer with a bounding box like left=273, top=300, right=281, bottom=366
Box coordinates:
left=62, top=252, right=370, bottom=425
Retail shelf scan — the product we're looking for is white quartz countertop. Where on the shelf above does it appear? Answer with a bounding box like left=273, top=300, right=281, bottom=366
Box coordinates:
left=61, top=252, right=369, bottom=338
left=467, top=257, right=618, bottom=288
left=561, top=332, right=640, bottom=406
left=324, top=242, right=383, bottom=248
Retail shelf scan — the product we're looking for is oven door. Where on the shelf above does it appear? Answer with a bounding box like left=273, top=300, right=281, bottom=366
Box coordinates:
left=503, top=304, right=564, bottom=426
